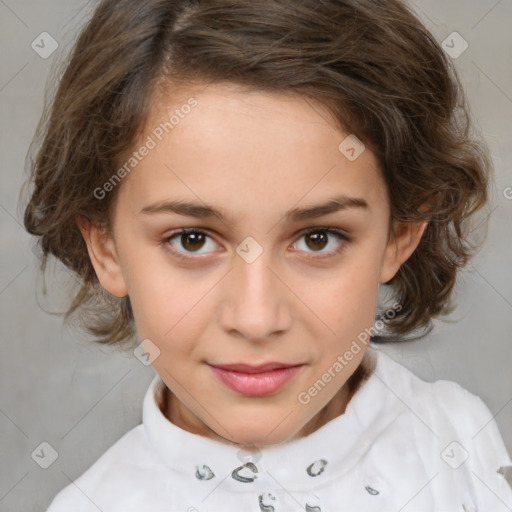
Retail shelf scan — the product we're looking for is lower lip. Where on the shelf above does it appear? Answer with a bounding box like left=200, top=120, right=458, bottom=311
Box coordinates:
left=208, top=365, right=302, bottom=397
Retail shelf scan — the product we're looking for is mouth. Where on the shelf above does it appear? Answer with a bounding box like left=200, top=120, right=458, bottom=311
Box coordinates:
left=207, top=362, right=304, bottom=397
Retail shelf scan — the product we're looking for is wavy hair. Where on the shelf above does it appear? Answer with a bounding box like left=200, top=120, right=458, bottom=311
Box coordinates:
left=23, top=0, right=492, bottom=349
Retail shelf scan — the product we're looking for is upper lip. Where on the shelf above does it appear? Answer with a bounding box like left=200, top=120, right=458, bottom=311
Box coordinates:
left=208, top=362, right=303, bottom=373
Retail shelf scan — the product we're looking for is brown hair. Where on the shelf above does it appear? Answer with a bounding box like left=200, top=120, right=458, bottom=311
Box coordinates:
left=23, top=0, right=492, bottom=349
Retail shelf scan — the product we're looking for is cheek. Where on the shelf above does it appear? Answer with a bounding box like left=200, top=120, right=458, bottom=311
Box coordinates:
left=298, top=253, right=381, bottom=348
left=306, top=255, right=379, bottom=315
left=126, top=258, right=215, bottom=345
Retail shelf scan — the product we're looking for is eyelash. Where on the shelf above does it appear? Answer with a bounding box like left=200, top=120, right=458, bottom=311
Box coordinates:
left=161, top=227, right=350, bottom=262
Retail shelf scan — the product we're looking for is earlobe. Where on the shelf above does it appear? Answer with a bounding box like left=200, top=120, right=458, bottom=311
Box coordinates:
left=379, top=221, right=428, bottom=284
left=76, top=216, right=128, bottom=298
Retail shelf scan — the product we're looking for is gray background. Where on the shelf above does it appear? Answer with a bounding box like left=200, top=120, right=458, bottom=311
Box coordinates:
left=0, top=1, right=511, bottom=510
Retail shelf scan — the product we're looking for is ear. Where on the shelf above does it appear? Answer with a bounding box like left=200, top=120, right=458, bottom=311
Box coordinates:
left=379, top=220, right=428, bottom=284
left=76, top=216, right=128, bottom=298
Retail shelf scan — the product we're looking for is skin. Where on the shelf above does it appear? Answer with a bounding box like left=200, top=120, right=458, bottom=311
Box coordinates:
left=78, top=81, right=427, bottom=449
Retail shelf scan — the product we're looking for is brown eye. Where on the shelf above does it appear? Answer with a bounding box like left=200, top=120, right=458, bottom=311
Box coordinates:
left=305, top=231, right=329, bottom=251
left=164, top=229, right=219, bottom=257
left=180, top=232, right=206, bottom=252
left=293, top=228, right=349, bottom=257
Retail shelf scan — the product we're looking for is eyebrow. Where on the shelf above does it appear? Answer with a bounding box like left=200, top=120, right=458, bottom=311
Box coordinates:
left=139, top=194, right=369, bottom=223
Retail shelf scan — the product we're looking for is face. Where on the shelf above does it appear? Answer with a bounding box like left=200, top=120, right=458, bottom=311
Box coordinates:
left=80, top=82, right=426, bottom=448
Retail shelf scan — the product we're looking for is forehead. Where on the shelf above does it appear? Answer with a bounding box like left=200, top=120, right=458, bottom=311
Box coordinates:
left=117, top=82, right=387, bottom=222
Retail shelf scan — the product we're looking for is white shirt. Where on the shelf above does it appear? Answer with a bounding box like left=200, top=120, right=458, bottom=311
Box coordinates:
left=46, top=345, right=512, bottom=511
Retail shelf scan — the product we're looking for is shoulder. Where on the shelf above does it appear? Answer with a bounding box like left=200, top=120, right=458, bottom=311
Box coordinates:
left=369, top=347, right=512, bottom=507
left=372, top=347, right=495, bottom=419
left=372, top=347, right=509, bottom=450
left=45, top=425, right=153, bottom=512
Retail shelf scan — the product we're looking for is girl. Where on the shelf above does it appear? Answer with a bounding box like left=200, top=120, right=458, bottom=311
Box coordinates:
left=23, top=0, right=512, bottom=510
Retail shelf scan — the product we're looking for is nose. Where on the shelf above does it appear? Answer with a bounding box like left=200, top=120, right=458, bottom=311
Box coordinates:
left=218, top=246, right=292, bottom=342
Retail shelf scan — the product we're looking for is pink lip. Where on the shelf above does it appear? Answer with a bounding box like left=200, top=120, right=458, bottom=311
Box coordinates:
left=208, top=363, right=303, bottom=396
